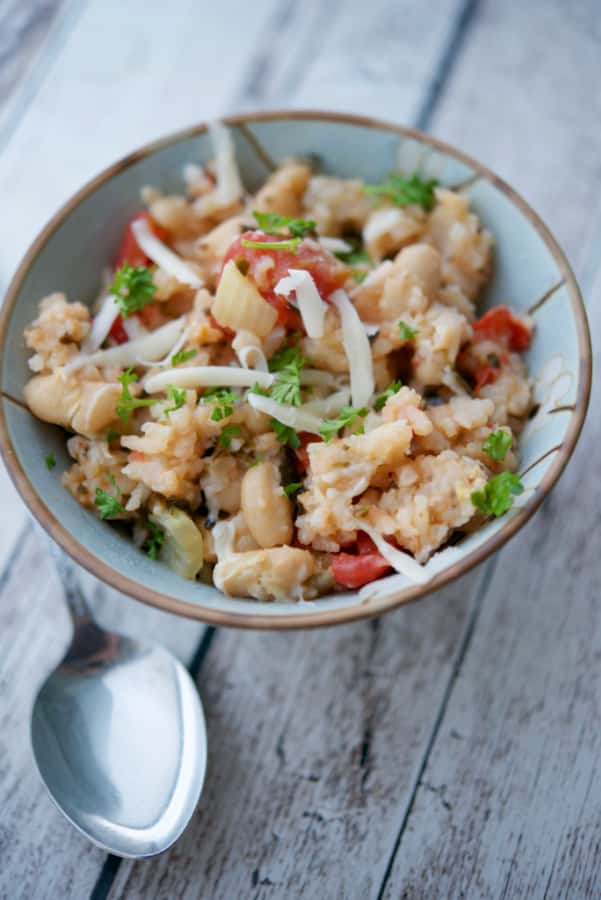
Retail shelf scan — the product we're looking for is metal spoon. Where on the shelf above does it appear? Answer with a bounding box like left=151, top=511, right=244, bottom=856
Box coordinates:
left=30, top=540, right=207, bottom=857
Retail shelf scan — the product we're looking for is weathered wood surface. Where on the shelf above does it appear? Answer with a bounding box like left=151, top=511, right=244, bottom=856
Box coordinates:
left=0, top=0, right=600, bottom=898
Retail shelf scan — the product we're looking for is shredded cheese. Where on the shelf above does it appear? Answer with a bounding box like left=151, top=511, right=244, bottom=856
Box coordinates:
left=232, top=331, right=269, bottom=372
left=303, top=388, right=351, bottom=417
left=139, top=326, right=191, bottom=368
left=131, top=218, right=202, bottom=287
left=65, top=318, right=186, bottom=372
left=275, top=269, right=327, bottom=339
left=330, top=289, right=375, bottom=408
left=144, top=366, right=274, bottom=393
left=318, top=236, right=353, bottom=254
left=247, top=393, right=322, bottom=434
left=195, top=122, right=244, bottom=214
left=81, top=294, right=121, bottom=353
left=354, top=520, right=429, bottom=584
left=363, top=207, right=405, bottom=246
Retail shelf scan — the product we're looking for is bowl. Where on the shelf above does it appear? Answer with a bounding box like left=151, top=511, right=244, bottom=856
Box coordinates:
left=0, top=111, right=591, bottom=629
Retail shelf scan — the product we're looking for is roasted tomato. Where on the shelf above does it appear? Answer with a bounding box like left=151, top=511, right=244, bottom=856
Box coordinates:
left=331, top=533, right=392, bottom=589
left=222, top=231, right=348, bottom=329
left=472, top=305, right=532, bottom=352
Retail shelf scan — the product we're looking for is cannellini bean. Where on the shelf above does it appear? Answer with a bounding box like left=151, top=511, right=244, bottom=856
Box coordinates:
left=24, top=372, right=120, bottom=438
left=240, top=461, right=293, bottom=548
left=394, top=244, right=441, bottom=299
left=213, top=547, right=315, bottom=601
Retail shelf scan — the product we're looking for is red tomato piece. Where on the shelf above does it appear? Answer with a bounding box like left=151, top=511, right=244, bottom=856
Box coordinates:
left=108, top=315, right=129, bottom=344
left=222, top=231, right=348, bottom=330
left=474, top=364, right=501, bottom=391
left=472, top=305, right=532, bottom=352
left=331, top=549, right=392, bottom=589
left=114, top=212, right=168, bottom=269
left=294, top=433, right=323, bottom=471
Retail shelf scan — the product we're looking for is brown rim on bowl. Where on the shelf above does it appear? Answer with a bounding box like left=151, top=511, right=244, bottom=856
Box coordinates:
left=0, top=110, right=592, bottom=630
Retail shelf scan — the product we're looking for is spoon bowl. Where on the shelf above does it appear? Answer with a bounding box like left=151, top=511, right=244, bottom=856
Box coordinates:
left=31, top=544, right=207, bottom=857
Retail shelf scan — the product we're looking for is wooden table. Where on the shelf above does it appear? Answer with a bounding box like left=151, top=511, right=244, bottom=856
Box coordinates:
left=1, top=2, right=599, bottom=897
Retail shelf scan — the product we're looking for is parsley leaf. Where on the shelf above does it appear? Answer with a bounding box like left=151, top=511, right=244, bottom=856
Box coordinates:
left=94, top=486, right=125, bottom=519
left=252, top=210, right=316, bottom=239
left=483, top=429, right=512, bottom=462
left=374, top=380, right=403, bottom=411
left=271, top=419, right=300, bottom=449
left=106, top=430, right=120, bottom=443
left=249, top=454, right=267, bottom=468
left=268, top=346, right=306, bottom=407
left=201, top=387, right=238, bottom=421
left=219, top=424, right=242, bottom=449
left=398, top=321, right=419, bottom=340
left=249, top=381, right=270, bottom=397
left=241, top=237, right=301, bottom=252
left=283, top=482, right=303, bottom=497
left=144, top=521, right=164, bottom=559
left=471, top=472, right=524, bottom=517
left=171, top=348, right=197, bottom=366
left=334, top=248, right=371, bottom=266
left=116, top=368, right=158, bottom=424
left=109, top=263, right=156, bottom=318
left=45, top=454, right=56, bottom=471
left=164, top=385, right=187, bottom=416
left=364, top=173, right=438, bottom=211
left=319, top=406, right=368, bottom=442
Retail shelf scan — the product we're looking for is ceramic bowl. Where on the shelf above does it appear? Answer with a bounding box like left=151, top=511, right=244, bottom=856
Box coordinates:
left=0, top=111, right=591, bottom=629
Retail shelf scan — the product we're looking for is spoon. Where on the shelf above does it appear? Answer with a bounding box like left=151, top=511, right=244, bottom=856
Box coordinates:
left=31, top=539, right=207, bottom=857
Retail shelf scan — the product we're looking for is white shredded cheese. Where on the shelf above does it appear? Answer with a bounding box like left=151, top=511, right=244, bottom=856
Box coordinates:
left=144, top=366, right=274, bottom=394
left=363, top=208, right=405, bottom=246
left=247, top=393, right=323, bottom=434
left=353, top=520, right=429, bottom=584
left=330, top=289, right=375, bottom=408
left=299, top=368, right=340, bottom=388
left=318, top=236, right=352, bottom=254
left=131, top=218, right=202, bottom=287
left=275, top=269, right=327, bottom=339
left=65, top=317, right=186, bottom=372
left=362, top=322, right=380, bottom=337
left=232, top=331, right=269, bottom=372
left=195, top=122, right=244, bottom=214
left=303, top=388, right=351, bottom=417
left=122, top=317, right=148, bottom=341
left=139, top=326, right=191, bottom=368
left=81, top=294, right=120, bottom=353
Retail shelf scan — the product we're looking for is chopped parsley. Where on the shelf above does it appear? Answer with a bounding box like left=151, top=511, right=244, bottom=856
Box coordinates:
left=106, top=430, right=120, bottom=443
left=94, top=486, right=125, bottom=520
left=164, top=385, right=187, bottom=416
left=249, top=454, right=267, bottom=468
left=241, top=237, right=301, bottom=252
left=109, top=263, right=156, bottom=318
left=45, top=454, right=56, bottom=471
left=398, top=321, right=419, bottom=340
left=334, top=248, right=372, bottom=283
left=171, top=348, right=197, bottom=366
left=483, top=429, right=512, bottom=462
left=201, top=387, right=238, bottom=421
left=268, top=345, right=306, bottom=407
left=319, top=406, right=368, bottom=442
left=144, top=521, right=164, bottom=559
left=374, top=380, right=402, bottom=411
left=364, top=172, right=438, bottom=211
left=271, top=419, right=300, bottom=449
left=252, top=210, right=316, bottom=239
left=283, top=482, right=303, bottom=497
left=116, top=368, right=158, bottom=424
left=471, top=472, right=524, bottom=517
left=249, top=381, right=270, bottom=397
left=219, top=424, right=242, bottom=449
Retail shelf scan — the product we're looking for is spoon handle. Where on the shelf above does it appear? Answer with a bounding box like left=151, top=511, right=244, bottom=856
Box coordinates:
left=45, top=537, right=92, bottom=623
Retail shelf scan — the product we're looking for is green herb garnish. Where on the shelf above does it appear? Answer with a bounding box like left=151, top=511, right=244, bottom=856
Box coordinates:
left=144, top=521, right=164, bottom=559
left=201, top=387, right=238, bottom=421
left=45, top=454, right=56, bottom=471
left=283, top=482, right=303, bottom=497
left=483, top=430, right=512, bottom=462
left=219, top=424, right=242, bottom=449
left=364, top=173, right=438, bottom=211
left=374, top=380, right=402, bottom=411
left=171, top=348, right=197, bottom=366
left=106, top=430, right=120, bottom=443
left=252, top=210, right=316, bottom=239
left=271, top=420, right=300, bottom=449
left=109, top=263, right=156, bottom=318
left=319, top=406, right=368, bottom=442
left=471, top=472, right=524, bottom=517
left=164, top=385, right=187, bottom=416
left=241, top=237, right=301, bottom=252
left=94, top=486, right=126, bottom=520
left=116, top=368, right=158, bottom=424
left=268, top=346, right=306, bottom=407
left=398, top=321, right=419, bottom=340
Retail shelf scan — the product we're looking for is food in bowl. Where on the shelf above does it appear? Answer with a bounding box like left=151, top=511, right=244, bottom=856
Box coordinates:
left=23, top=123, right=534, bottom=602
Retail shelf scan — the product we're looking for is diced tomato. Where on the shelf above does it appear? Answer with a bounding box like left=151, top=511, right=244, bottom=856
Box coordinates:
left=332, top=548, right=392, bottom=589
left=209, top=314, right=235, bottom=339
left=108, top=315, right=129, bottom=344
left=474, top=365, right=501, bottom=391
left=472, top=305, right=532, bottom=352
left=222, top=231, right=348, bottom=330
left=294, top=433, right=323, bottom=471
left=138, top=303, right=164, bottom=330
left=114, top=211, right=168, bottom=269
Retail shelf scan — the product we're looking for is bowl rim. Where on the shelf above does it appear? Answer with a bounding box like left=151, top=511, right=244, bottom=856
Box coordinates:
left=0, top=109, right=592, bottom=630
